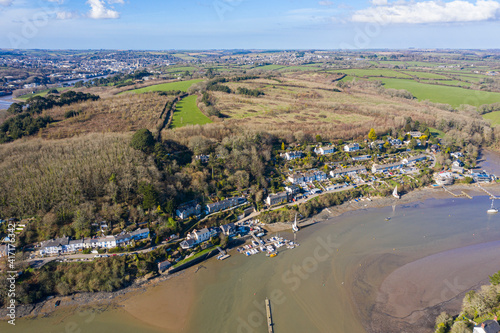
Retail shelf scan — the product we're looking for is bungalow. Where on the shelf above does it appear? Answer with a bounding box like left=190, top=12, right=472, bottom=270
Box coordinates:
left=158, top=260, right=172, bottom=273
left=284, top=151, right=303, bottom=160
left=352, top=155, right=371, bottom=162
left=314, top=145, right=336, bottom=155
left=330, top=166, right=367, bottom=178
left=473, top=318, right=500, bottom=333
left=180, top=239, right=196, bottom=249
left=344, top=143, right=360, bottom=152
left=176, top=201, right=202, bottom=219
left=371, top=161, right=404, bottom=173
left=452, top=159, right=464, bottom=167
left=403, top=154, right=427, bottom=165
left=266, top=192, right=289, bottom=206
left=407, top=131, right=423, bottom=138
left=206, top=197, right=245, bottom=214
left=435, top=172, right=454, bottom=185
left=220, top=223, right=236, bottom=236
left=370, top=140, right=384, bottom=149
left=450, top=152, right=464, bottom=159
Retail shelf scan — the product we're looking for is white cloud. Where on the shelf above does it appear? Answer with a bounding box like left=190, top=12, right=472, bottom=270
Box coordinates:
left=108, top=0, right=124, bottom=3
left=56, top=11, right=78, bottom=20
left=87, top=0, right=120, bottom=19
left=352, top=0, right=500, bottom=24
left=370, top=0, right=388, bottom=5
left=0, top=0, right=13, bottom=7
left=319, top=1, right=334, bottom=6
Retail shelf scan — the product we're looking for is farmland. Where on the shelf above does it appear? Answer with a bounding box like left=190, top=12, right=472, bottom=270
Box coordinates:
left=483, top=111, right=500, bottom=127
left=119, top=79, right=204, bottom=95
left=170, top=95, right=212, bottom=128
left=370, top=77, right=500, bottom=107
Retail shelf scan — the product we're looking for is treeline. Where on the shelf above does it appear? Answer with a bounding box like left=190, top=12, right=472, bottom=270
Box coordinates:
left=237, top=87, right=264, bottom=97
left=434, top=270, right=500, bottom=333
left=0, top=246, right=173, bottom=306
left=477, top=102, right=500, bottom=115
left=76, top=69, right=151, bottom=88
left=7, top=91, right=99, bottom=115
left=0, top=113, right=53, bottom=143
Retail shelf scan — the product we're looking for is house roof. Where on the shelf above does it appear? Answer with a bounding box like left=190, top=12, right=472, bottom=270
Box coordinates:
left=475, top=320, right=500, bottom=333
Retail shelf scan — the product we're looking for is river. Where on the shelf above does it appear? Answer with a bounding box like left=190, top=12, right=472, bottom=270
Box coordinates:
left=3, top=194, right=500, bottom=333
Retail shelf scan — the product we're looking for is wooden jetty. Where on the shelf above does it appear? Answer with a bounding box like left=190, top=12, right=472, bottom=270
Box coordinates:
left=265, top=298, right=274, bottom=333
left=476, top=184, right=500, bottom=199
left=442, top=186, right=472, bottom=199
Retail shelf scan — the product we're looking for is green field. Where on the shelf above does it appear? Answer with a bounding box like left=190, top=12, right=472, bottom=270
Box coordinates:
left=339, top=68, right=412, bottom=78
left=401, top=71, right=449, bottom=80
left=171, top=95, right=212, bottom=128
left=164, top=66, right=197, bottom=73
left=372, top=78, right=500, bottom=107
left=253, top=64, right=286, bottom=70
left=483, top=111, right=500, bottom=126
left=120, top=79, right=204, bottom=95
left=429, top=127, right=446, bottom=138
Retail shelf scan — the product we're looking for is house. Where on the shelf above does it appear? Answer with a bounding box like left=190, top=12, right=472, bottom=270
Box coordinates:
left=473, top=318, right=500, bottom=333
left=371, top=161, right=404, bottom=173
left=330, top=166, right=367, bottom=178
left=452, top=159, right=464, bottom=167
left=390, top=139, right=402, bottom=146
left=450, top=152, right=464, bottom=159
left=285, top=185, right=301, bottom=194
left=314, top=145, right=335, bottom=155
left=288, top=173, right=305, bottom=184
left=352, top=155, right=371, bottom=162
left=435, top=172, right=454, bottom=185
left=187, top=228, right=211, bottom=243
left=206, top=197, right=245, bottom=214
left=284, top=151, right=303, bottom=160
left=430, top=144, right=440, bottom=153
left=40, top=237, right=70, bottom=255
left=344, top=143, right=360, bottom=152
left=130, top=228, right=150, bottom=241
left=370, top=140, right=384, bottom=149
left=472, top=172, right=492, bottom=183
left=407, top=131, right=423, bottom=138
left=220, top=223, right=236, bottom=236
left=266, top=192, right=289, bottom=206
left=403, top=154, right=427, bottom=165
left=158, top=260, right=172, bottom=273
left=302, top=170, right=328, bottom=183
left=194, top=155, right=209, bottom=163
left=451, top=164, right=464, bottom=173
left=176, top=201, right=202, bottom=219
left=180, top=238, right=196, bottom=249
left=95, top=236, right=117, bottom=248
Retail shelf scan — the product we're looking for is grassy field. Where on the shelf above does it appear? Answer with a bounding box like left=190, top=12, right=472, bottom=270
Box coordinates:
left=483, top=111, right=500, bottom=126
left=401, top=71, right=449, bottom=80
left=171, top=95, right=212, bottom=128
left=338, top=68, right=412, bottom=78
left=428, top=127, right=446, bottom=138
left=372, top=77, right=500, bottom=107
left=119, top=79, right=203, bottom=94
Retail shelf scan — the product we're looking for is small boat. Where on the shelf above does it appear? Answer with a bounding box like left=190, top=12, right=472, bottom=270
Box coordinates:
left=487, top=199, right=498, bottom=214
left=385, top=217, right=391, bottom=221
left=256, top=232, right=265, bottom=237
left=393, top=186, right=400, bottom=199
left=292, top=213, right=299, bottom=233
left=267, top=252, right=277, bottom=257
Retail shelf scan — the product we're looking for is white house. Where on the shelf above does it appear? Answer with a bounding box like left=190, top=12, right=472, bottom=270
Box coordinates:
left=284, top=151, right=303, bottom=160
left=187, top=228, right=211, bottom=243
left=407, top=131, right=423, bottom=138
left=344, top=143, right=360, bottom=152
left=314, top=145, right=335, bottom=155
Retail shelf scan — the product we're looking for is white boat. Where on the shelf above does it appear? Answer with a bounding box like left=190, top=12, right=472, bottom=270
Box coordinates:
left=292, top=213, right=299, bottom=233
left=393, top=186, right=400, bottom=199
left=487, top=199, right=498, bottom=214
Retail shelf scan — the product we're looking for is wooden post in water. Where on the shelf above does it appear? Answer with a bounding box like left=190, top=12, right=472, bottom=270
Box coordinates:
left=265, top=298, right=274, bottom=333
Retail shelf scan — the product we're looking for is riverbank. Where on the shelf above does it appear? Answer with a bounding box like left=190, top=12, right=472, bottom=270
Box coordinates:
left=4, top=181, right=500, bottom=329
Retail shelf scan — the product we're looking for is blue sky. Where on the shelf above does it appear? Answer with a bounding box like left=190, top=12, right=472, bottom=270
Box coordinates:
left=0, top=0, right=499, bottom=49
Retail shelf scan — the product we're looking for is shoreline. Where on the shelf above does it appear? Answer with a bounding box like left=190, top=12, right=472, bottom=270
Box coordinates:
left=3, top=182, right=500, bottom=328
